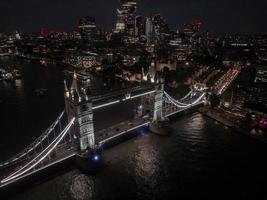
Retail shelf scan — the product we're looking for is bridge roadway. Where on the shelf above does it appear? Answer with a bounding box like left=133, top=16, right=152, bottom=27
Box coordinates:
left=213, top=67, right=240, bottom=95
left=95, top=101, right=203, bottom=145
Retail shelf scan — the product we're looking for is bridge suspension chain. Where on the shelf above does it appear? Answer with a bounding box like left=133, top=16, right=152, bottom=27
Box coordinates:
left=1, top=117, right=75, bottom=184
left=163, top=88, right=196, bottom=106
left=164, top=90, right=205, bottom=109
left=164, top=91, right=190, bottom=106
left=0, top=110, right=65, bottom=168
left=180, top=90, right=193, bottom=101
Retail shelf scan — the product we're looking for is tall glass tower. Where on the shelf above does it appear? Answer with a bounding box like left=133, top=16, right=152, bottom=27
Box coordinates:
left=78, top=16, right=97, bottom=43
left=114, top=0, right=137, bottom=34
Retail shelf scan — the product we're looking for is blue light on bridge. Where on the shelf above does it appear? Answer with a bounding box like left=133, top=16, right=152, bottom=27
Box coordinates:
left=93, top=155, right=99, bottom=161
left=138, top=123, right=150, bottom=136
left=91, top=154, right=101, bottom=162
left=142, top=123, right=149, bottom=130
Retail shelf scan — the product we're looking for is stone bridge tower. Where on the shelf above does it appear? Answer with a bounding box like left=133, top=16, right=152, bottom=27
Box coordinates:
left=153, top=81, right=164, bottom=122
left=64, top=72, right=95, bottom=152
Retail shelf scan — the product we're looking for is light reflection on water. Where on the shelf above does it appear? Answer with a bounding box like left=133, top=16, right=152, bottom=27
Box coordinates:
left=6, top=115, right=267, bottom=200
left=69, top=174, right=94, bottom=200
left=132, top=135, right=160, bottom=192
left=14, top=79, right=23, bottom=95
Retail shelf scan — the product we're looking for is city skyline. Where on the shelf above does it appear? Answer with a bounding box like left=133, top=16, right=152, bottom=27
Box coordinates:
left=0, top=0, right=267, bottom=33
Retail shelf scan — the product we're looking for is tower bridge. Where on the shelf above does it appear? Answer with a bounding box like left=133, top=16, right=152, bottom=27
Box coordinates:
left=0, top=72, right=208, bottom=189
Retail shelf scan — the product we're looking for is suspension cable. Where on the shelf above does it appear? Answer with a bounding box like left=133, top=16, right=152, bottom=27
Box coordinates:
left=1, top=118, right=75, bottom=184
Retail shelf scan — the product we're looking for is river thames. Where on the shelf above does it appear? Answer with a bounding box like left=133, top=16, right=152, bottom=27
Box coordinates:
left=1, top=58, right=267, bottom=199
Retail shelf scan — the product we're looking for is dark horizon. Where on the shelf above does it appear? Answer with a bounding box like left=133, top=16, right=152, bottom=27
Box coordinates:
left=0, top=0, right=267, bottom=34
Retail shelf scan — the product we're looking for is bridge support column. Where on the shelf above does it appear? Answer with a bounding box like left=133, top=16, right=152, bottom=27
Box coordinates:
left=76, top=102, right=95, bottom=151
left=149, top=82, right=170, bottom=135
left=65, top=100, right=95, bottom=152
left=153, top=83, right=164, bottom=122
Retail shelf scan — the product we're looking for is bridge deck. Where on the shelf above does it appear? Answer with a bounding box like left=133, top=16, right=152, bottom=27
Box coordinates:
left=96, top=116, right=151, bottom=145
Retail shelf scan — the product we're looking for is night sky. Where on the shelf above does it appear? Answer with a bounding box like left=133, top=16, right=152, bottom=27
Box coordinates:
left=0, top=0, right=266, bottom=33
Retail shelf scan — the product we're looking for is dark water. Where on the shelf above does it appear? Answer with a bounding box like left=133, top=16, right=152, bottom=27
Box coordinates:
left=0, top=58, right=65, bottom=162
left=1, top=58, right=267, bottom=199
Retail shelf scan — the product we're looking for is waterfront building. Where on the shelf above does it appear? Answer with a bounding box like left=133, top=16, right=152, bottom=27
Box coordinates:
left=63, top=52, right=100, bottom=69
left=254, top=65, right=267, bottom=83
left=244, top=86, right=267, bottom=113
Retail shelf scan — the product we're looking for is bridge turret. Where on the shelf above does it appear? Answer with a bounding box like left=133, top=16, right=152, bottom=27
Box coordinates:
left=64, top=72, right=95, bottom=152
left=148, top=60, right=156, bottom=83
left=142, top=67, right=147, bottom=82
left=64, top=80, right=70, bottom=98
left=70, top=72, right=81, bottom=102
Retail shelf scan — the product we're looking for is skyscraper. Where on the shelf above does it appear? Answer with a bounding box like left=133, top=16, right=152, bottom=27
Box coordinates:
left=114, top=0, right=137, bottom=34
left=134, top=15, right=143, bottom=37
left=183, top=22, right=202, bottom=37
left=145, top=17, right=154, bottom=43
left=78, top=16, right=97, bottom=43
left=153, top=14, right=170, bottom=41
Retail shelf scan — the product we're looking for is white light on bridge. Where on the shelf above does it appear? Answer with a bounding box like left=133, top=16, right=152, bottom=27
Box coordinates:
left=93, top=100, right=121, bottom=110
left=125, top=93, right=131, bottom=100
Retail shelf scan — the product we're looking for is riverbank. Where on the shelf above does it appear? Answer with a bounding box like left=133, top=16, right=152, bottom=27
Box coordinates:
left=198, top=107, right=267, bottom=144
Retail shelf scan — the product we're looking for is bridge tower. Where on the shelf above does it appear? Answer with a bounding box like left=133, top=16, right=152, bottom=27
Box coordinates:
left=153, top=80, right=164, bottom=122
left=149, top=79, right=170, bottom=135
left=64, top=72, right=95, bottom=152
